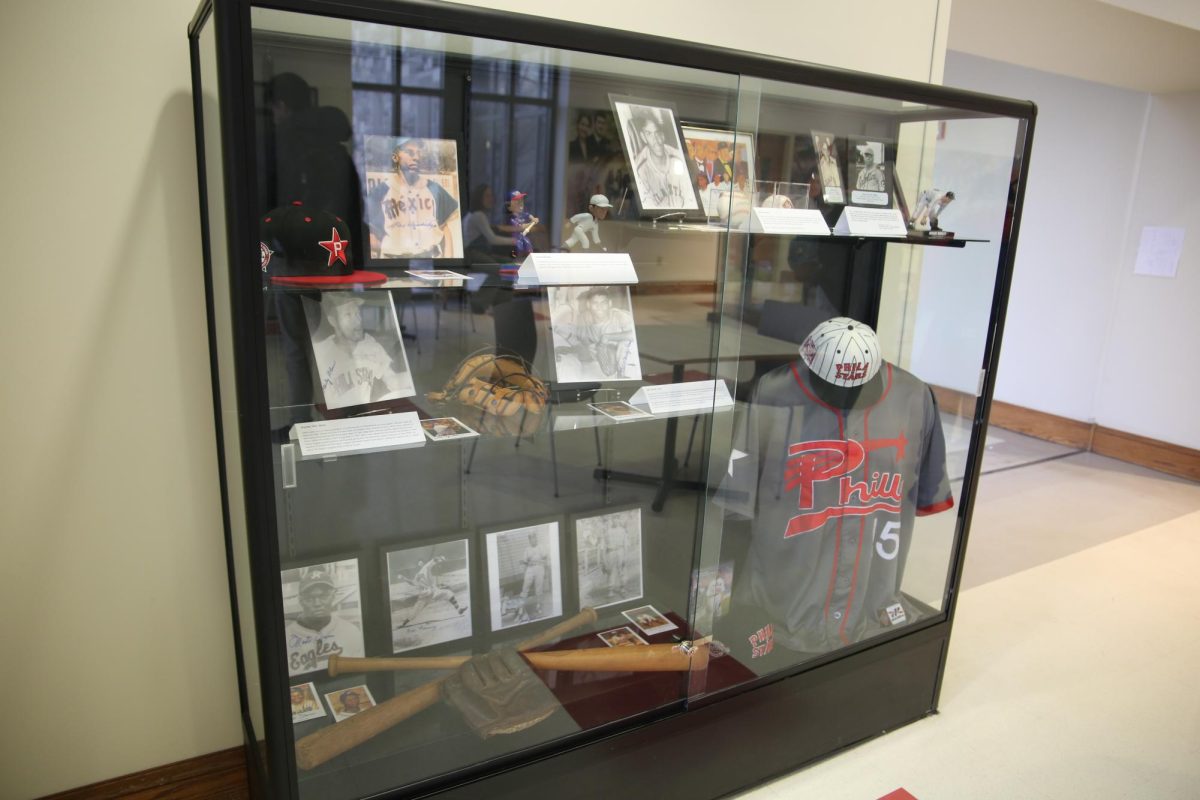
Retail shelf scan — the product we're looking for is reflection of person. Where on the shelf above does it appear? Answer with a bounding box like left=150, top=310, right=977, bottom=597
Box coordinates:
left=568, top=112, right=595, bottom=161
left=567, top=287, right=638, bottom=379
left=310, top=293, right=409, bottom=409
left=368, top=138, right=459, bottom=258
left=854, top=144, right=885, bottom=192
left=397, top=555, right=467, bottom=627
left=463, top=184, right=511, bottom=254
left=518, top=533, right=549, bottom=615
left=506, top=190, right=539, bottom=259
left=628, top=108, right=695, bottom=210
left=564, top=194, right=612, bottom=250
left=284, top=567, right=364, bottom=676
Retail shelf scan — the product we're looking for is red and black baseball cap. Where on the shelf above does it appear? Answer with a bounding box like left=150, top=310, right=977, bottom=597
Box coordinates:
left=260, top=202, right=386, bottom=286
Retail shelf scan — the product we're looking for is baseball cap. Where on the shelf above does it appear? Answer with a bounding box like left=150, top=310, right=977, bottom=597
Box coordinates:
left=588, top=194, right=612, bottom=208
left=506, top=190, right=527, bottom=203
left=799, top=317, right=882, bottom=388
left=299, top=566, right=336, bottom=593
left=260, top=202, right=386, bottom=286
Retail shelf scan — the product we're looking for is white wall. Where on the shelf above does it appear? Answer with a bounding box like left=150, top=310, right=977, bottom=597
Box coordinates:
left=940, top=52, right=1152, bottom=424
left=0, top=2, right=949, bottom=798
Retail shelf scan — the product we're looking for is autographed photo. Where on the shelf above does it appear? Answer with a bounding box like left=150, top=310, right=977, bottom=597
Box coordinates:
left=848, top=139, right=891, bottom=206
left=610, top=96, right=701, bottom=215
left=486, top=521, right=563, bottom=631
left=361, top=135, right=464, bottom=263
left=303, top=291, right=415, bottom=411
left=811, top=130, right=845, bottom=204
left=547, top=286, right=643, bottom=383
left=575, top=507, right=643, bottom=609
left=386, top=539, right=472, bottom=653
left=281, top=558, right=364, bottom=677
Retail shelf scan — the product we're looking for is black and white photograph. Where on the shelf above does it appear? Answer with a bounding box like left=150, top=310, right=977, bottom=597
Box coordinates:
left=303, top=291, right=416, bottom=411
left=386, top=539, right=472, bottom=653
left=547, top=285, right=643, bottom=383
left=575, top=507, right=644, bottom=609
left=848, top=139, right=891, bottom=206
left=289, top=682, right=326, bottom=724
left=421, top=417, right=479, bottom=442
left=361, top=135, right=464, bottom=264
left=281, top=558, right=364, bottom=677
left=324, top=684, right=377, bottom=722
left=486, top=521, right=563, bottom=631
left=589, top=401, right=652, bottom=421
left=622, top=604, right=678, bottom=636
left=597, top=626, right=648, bottom=647
left=811, top=130, right=845, bottom=204
left=690, top=561, right=734, bottom=634
left=610, top=96, right=702, bottom=215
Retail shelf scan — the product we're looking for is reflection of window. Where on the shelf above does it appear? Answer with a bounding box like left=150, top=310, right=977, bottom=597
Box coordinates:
left=351, top=42, right=445, bottom=141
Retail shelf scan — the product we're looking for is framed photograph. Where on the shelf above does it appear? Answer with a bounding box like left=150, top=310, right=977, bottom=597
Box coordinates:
left=680, top=125, right=756, bottom=218
left=421, top=417, right=479, bottom=442
left=811, top=131, right=845, bottom=205
left=324, top=684, right=377, bottom=722
left=609, top=95, right=703, bottom=217
left=597, top=626, right=647, bottom=647
left=289, top=682, right=326, bottom=724
left=847, top=138, right=892, bottom=207
left=547, top=285, right=643, bottom=383
left=361, top=135, right=465, bottom=266
left=385, top=537, right=472, bottom=653
left=574, top=507, right=644, bottom=609
left=281, top=557, right=364, bottom=677
left=589, top=401, right=652, bottom=421
left=303, top=291, right=415, bottom=412
left=485, top=520, right=563, bottom=631
left=690, top=560, right=734, bottom=634
left=621, top=604, right=678, bottom=637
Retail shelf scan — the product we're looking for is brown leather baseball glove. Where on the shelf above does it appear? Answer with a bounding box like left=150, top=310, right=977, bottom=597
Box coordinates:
left=440, top=648, right=560, bottom=737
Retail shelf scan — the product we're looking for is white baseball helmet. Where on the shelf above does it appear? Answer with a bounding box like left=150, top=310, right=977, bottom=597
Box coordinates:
left=799, top=317, right=882, bottom=387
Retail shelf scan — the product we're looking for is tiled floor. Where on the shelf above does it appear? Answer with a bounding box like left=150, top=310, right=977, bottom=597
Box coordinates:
left=730, top=438, right=1200, bottom=799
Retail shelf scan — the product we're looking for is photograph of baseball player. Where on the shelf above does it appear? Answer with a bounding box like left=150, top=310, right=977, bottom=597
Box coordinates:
left=574, top=507, right=644, bottom=610
left=420, top=417, right=479, bottom=442
left=281, top=559, right=365, bottom=677
left=303, top=291, right=415, bottom=411
left=386, top=539, right=473, bottom=653
left=485, top=521, right=563, bottom=632
left=689, top=561, right=734, bottom=637
left=547, top=285, right=643, bottom=383
left=622, top=604, right=678, bottom=637
left=680, top=124, right=755, bottom=221
left=811, top=130, right=845, bottom=204
left=597, top=626, right=647, bottom=647
left=610, top=95, right=703, bottom=216
left=362, top=135, right=464, bottom=263
left=289, top=682, right=326, bottom=724
left=323, top=684, right=377, bottom=722
left=847, top=138, right=891, bottom=207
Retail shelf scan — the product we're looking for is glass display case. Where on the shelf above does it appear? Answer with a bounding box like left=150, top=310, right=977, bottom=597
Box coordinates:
left=189, top=1, right=1034, bottom=797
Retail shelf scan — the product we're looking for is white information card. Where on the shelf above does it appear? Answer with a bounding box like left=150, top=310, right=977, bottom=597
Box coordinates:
left=832, top=207, right=908, bottom=237
left=749, top=207, right=831, bottom=236
left=516, top=252, right=639, bottom=287
left=628, top=379, right=735, bottom=415
left=291, top=412, right=425, bottom=459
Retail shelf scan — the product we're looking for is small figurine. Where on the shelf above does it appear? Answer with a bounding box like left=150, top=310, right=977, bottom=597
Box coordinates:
left=506, top=189, right=539, bottom=259
left=564, top=194, right=612, bottom=250
left=910, top=189, right=956, bottom=236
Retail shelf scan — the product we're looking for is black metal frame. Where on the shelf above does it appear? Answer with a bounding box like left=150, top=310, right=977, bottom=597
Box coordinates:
left=188, top=0, right=1036, bottom=796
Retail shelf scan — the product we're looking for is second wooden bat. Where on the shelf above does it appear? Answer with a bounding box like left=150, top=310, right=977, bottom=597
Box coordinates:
left=328, top=641, right=706, bottom=676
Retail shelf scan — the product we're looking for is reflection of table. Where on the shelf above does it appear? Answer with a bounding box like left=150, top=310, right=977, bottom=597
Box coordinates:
left=599, top=322, right=798, bottom=511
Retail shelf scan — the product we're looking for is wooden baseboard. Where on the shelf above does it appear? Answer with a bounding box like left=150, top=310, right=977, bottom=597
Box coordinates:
left=931, top=384, right=1198, bottom=481
left=38, top=746, right=248, bottom=800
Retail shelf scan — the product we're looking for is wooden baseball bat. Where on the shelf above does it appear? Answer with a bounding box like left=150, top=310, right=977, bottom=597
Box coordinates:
left=295, top=607, right=598, bottom=770
left=329, top=641, right=704, bottom=676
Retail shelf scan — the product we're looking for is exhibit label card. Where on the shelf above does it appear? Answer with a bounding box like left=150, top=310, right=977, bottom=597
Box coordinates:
left=292, top=412, right=425, bottom=458
left=832, top=207, right=908, bottom=237
left=517, top=252, right=638, bottom=286
left=629, top=379, right=734, bottom=415
left=749, top=207, right=831, bottom=236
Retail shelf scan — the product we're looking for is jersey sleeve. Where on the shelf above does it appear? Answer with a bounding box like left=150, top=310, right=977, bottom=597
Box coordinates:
left=429, top=181, right=460, bottom=227
left=915, top=386, right=954, bottom=516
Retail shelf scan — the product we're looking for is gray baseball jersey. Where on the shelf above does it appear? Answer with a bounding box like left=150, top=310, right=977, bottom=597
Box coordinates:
left=716, top=361, right=953, bottom=655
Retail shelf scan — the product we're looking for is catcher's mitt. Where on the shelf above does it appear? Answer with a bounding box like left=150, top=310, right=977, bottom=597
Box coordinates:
left=426, top=350, right=548, bottom=437
left=441, top=648, right=560, bottom=737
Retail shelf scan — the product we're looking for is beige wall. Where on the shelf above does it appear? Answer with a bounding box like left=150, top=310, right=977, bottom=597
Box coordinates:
left=0, top=2, right=948, bottom=797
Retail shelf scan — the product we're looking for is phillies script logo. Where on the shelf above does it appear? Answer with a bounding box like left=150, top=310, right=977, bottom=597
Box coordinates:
left=783, top=436, right=907, bottom=537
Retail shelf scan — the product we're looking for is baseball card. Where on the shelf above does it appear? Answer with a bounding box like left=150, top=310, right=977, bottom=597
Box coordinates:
left=589, top=401, right=652, bottom=421
left=405, top=269, right=469, bottom=281
left=324, top=684, right=376, bottom=722
left=622, top=604, right=677, bottom=636
left=597, top=626, right=648, bottom=647
left=386, top=538, right=472, bottom=653
left=289, top=682, right=326, bottom=724
left=421, top=417, right=479, bottom=442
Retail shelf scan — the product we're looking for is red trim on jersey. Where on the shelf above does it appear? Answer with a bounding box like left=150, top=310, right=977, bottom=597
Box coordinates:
left=917, top=496, right=955, bottom=516
left=839, top=517, right=867, bottom=645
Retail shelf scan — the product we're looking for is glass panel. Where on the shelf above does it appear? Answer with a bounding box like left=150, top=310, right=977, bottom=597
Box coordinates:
left=249, top=7, right=742, bottom=798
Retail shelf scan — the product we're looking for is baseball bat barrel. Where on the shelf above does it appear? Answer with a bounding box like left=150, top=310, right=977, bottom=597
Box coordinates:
left=328, top=653, right=469, bottom=676
left=294, top=680, right=444, bottom=771
left=325, top=641, right=702, bottom=676
left=515, top=606, right=598, bottom=652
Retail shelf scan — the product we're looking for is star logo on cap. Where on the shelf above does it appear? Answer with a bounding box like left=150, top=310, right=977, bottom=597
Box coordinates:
left=318, top=228, right=349, bottom=268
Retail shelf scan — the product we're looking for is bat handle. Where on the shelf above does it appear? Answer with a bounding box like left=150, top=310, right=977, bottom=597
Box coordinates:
left=516, top=607, right=597, bottom=652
